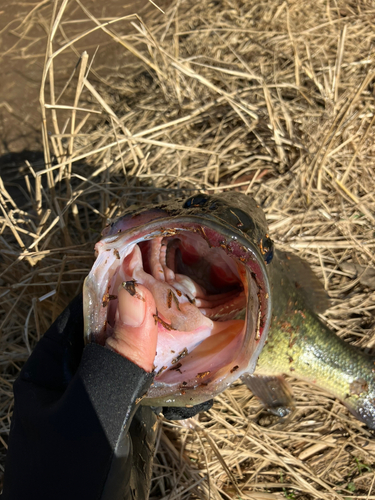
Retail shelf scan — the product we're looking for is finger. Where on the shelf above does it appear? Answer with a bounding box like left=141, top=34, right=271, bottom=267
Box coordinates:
left=106, top=283, right=158, bottom=372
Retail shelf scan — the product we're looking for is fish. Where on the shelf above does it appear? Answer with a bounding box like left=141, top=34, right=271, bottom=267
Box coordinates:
left=83, top=192, right=375, bottom=428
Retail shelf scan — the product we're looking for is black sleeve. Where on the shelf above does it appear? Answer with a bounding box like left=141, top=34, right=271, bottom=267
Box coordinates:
left=1, top=296, right=156, bottom=500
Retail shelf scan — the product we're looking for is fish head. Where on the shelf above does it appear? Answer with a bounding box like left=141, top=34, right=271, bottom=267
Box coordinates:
left=83, top=193, right=274, bottom=406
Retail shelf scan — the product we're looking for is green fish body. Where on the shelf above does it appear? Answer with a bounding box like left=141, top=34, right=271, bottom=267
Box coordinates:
left=248, top=253, right=375, bottom=428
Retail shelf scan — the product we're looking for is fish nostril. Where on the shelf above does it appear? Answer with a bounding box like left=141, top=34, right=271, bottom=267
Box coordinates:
left=183, top=194, right=209, bottom=208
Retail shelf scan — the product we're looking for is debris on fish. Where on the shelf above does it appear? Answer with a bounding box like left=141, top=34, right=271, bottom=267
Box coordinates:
left=83, top=193, right=375, bottom=429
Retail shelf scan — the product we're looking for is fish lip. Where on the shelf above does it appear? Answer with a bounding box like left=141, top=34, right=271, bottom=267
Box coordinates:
left=84, top=214, right=272, bottom=406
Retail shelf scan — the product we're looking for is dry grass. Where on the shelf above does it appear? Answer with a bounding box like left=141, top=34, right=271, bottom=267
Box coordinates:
left=1, top=0, right=375, bottom=498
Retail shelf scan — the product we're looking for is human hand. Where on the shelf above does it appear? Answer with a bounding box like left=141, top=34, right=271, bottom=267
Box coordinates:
left=105, top=282, right=158, bottom=373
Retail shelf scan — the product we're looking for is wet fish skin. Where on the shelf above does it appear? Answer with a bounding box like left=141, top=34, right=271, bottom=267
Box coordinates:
left=253, top=253, right=375, bottom=429
left=86, top=192, right=375, bottom=428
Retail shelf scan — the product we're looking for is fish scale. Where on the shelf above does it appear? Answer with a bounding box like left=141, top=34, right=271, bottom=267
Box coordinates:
left=252, top=253, right=375, bottom=428
left=84, top=192, right=375, bottom=429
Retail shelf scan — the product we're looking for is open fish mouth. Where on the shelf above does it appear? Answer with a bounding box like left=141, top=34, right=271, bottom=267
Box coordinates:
left=84, top=207, right=272, bottom=406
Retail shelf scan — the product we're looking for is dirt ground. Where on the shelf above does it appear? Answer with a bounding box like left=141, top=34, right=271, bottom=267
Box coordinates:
left=0, top=0, right=168, bottom=156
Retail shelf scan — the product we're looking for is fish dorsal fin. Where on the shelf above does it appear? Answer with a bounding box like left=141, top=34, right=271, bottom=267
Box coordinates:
left=276, top=250, right=331, bottom=314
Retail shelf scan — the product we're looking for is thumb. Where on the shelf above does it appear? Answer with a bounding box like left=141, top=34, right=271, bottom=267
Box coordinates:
left=106, top=282, right=158, bottom=372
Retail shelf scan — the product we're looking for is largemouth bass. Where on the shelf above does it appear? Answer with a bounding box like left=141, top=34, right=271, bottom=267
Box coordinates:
left=84, top=193, right=375, bottom=429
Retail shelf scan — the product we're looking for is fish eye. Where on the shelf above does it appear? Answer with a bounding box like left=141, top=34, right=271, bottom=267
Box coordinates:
left=260, top=237, right=274, bottom=264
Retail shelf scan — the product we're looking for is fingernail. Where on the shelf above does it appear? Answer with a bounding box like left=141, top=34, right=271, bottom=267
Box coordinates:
left=117, top=284, right=146, bottom=327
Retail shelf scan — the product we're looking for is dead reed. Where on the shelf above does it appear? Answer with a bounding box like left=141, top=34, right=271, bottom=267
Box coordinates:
left=1, top=0, right=375, bottom=498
